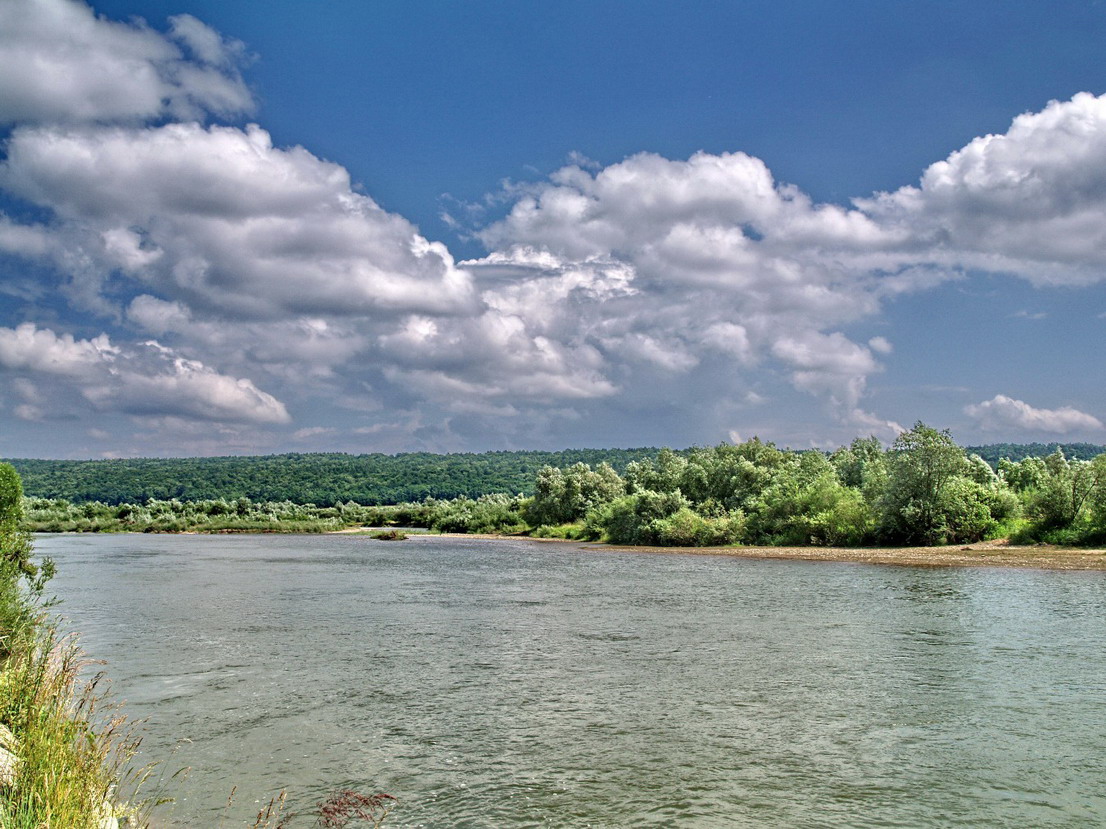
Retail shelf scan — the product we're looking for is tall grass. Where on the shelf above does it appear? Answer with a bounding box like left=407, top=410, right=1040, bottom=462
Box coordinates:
left=0, top=611, right=155, bottom=827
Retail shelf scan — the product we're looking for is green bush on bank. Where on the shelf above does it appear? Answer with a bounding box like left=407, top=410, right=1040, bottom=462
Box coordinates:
left=529, top=522, right=588, bottom=540
left=18, top=423, right=1106, bottom=548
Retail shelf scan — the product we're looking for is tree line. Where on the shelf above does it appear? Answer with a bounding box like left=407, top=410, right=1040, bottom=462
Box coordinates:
left=5, top=441, right=1103, bottom=508
left=5, top=448, right=660, bottom=506
left=16, top=425, right=1106, bottom=546
left=513, top=424, right=1106, bottom=546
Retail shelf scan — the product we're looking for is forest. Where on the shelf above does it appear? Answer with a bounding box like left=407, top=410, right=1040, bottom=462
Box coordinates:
left=17, top=426, right=1106, bottom=547
left=5, top=448, right=660, bottom=505
left=4, top=441, right=1102, bottom=507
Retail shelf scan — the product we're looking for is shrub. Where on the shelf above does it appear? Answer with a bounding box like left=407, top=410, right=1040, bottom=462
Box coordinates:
left=588, top=490, right=690, bottom=545
left=648, top=507, right=746, bottom=547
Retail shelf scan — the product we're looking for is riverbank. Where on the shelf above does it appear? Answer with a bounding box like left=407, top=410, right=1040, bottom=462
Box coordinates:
left=33, top=526, right=1106, bottom=570
left=391, top=532, right=1106, bottom=570
left=603, top=540, right=1106, bottom=570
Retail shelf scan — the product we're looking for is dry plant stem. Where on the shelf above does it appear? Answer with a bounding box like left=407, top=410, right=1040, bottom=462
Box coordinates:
left=249, top=788, right=288, bottom=829
left=315, top=790, right=398, bottom=829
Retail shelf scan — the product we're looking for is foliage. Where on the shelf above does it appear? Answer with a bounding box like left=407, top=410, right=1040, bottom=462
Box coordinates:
left=967, top=442, right=1106, bottom=468
left=427, top=493, right=527, bottom=534
left=586, top=490, right=692, bottom=545
left=878, top=423, right=968, bottom=544
left=1006, top=451, right=1106, bottom=543
left=872, top=423, right=1013, bottom=545
left=0, top=464, right=35, bottom=580
left=751, top=453, right=875, bottom=546
left=522, top=462, right=625, bottom=526
left=5, top=448, right=663, bottom=506
left=16, top=430, right=1106, bottom=548
left=529, top=522, right=588, bottom=540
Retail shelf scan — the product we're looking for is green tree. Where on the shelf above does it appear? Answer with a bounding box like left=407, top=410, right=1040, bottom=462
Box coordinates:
left=586, top=490, right=691, bottom=545
left=1025, top=450, right=1106, bottom=531
left=1084, top=456, right=1106, bottom=537
left=880, top=423, right=970, bottom=544
left=624, top=448, right=688, bottom=495
left=751, top=451, right=874, bottom=546
left=522, top=462, right=625, bottom=527
left=0, top=463, right=35, bottom=578
left=998, top=456, right=1047, bottom=492
left=0, top=464, right=53, bottom=659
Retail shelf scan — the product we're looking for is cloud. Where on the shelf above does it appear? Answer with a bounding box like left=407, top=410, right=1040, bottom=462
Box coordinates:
left=293, top=426, right=336, bottom=440
left=0, top=123, right=477, bottom=322
left=468, top=153, right=905, bottom=431
left=0, top=323, right=289, bottom=424
left=965, top=394, right=1104, bottom=434
left=8, top=3, right=1106, bottom=453
left=860, top=92, right=1106, bottom=286
left=0, top=0, right=253, bottom=125
left=868, top=336, right=893, bottom=354
left=460, top=92, right=1106, bottom=440
left=0, top=322, right=118, bottom=375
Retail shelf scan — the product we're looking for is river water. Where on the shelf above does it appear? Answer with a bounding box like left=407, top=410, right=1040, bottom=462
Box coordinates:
left=37, top=533, right=1106, bottom=827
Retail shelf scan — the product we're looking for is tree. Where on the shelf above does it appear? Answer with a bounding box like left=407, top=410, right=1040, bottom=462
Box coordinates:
left=0, top=464, right=52, bottom=658
left=0, top=463, right=35, bottom=578
left=624, top=448, right=688, bottom=495
left=880, top=423, right=970, bottom=544
left=588, top=490, right=691, bottom=545
left=1025, top=450, right=1106, bottom=531
left=522, top=462, right=625, bottom=527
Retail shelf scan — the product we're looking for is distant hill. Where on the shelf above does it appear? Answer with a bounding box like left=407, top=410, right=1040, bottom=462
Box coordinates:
left=8, top=442, right=1105, bottom=506
left=965, top=442, right=1106, bottom=468
left=4, top=449, right=663, bottom=506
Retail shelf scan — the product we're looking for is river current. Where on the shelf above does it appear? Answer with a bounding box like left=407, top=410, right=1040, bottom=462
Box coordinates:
left=37, top=533, right=1106, bottom=827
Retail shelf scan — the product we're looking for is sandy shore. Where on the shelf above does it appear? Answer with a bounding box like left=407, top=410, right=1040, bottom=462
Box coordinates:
left=332, top=528, right=1106, bottom=570
left=600, top=540, right=1106, bottom=570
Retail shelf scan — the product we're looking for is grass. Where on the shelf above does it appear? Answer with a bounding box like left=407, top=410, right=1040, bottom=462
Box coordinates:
left=0, top=534, right=163, bottom=827
left=225, top=787, right=398, bottom=828
left=0, top=619, right=156, bottom=827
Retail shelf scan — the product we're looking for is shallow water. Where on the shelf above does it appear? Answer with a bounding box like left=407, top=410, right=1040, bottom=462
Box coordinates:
left=38, top=533, right=1106, bottom=827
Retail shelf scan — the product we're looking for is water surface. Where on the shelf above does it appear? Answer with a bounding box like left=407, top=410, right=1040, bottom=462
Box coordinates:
left=38, top=534, right=1106, bottom=827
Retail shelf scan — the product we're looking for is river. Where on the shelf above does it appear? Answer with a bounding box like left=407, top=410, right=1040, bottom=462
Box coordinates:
left=37, top=533, right=1106, bottom=827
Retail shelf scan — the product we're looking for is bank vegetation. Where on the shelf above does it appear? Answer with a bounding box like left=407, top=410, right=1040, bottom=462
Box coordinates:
left=21, top=424, right=1106, bottom=548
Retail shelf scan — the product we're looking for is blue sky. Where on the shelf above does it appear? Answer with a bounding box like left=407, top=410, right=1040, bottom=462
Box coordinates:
left=2, top=0, right=1106, bottom=458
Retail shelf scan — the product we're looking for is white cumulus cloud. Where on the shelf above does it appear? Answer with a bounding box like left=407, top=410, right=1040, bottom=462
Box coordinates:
left=861, top=92, right=1106, bottom=286
left=0, top=0, right=253, bottom=125
left=965, top=394, right=1104, bottom=434
left=0, top=323, right=289, bottom=425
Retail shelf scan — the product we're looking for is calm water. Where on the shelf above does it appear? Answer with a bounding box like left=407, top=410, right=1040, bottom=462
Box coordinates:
left=37, top=533, right=1106, bottom=827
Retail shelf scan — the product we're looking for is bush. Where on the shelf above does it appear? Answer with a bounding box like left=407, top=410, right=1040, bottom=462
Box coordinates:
left=530, top=523, right=587, bottom=540
left=588, top=490, right=690, bottom=545
left=429, top=494, right=526, bottom=534
left=648, top=507, right=746, bottom=547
